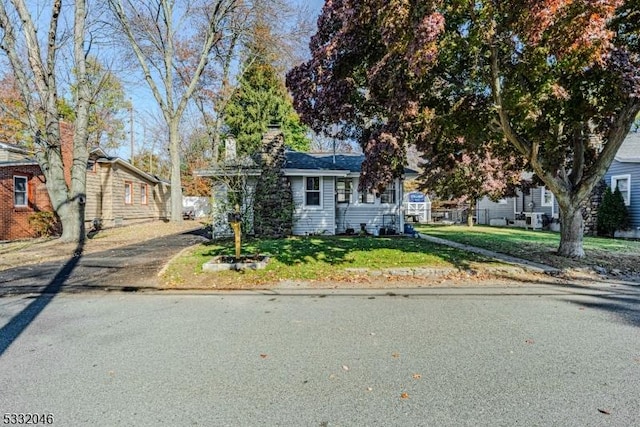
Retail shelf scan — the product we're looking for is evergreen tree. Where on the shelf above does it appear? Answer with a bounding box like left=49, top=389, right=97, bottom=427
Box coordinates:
left=225, top=21, right=310, bottom=156
left=597, top=186, right=630, bottom=237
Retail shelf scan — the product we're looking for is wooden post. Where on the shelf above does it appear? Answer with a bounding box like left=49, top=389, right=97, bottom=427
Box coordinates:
left=230, top=204, right=242, bottom=260
left=232, top=222, right=241, bottom=260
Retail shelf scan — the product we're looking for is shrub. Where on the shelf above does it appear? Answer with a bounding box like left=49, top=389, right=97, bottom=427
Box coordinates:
left=597, top=186, right=630, bottom=237
left=28, top=211, right=61, bottom=237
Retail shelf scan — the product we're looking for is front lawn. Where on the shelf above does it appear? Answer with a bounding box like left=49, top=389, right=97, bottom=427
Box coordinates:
left=415, top=225, right=640, bottom=274
left=161, top=235, right=506, bottom=289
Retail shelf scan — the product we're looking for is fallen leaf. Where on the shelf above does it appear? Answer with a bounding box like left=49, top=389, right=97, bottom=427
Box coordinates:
left=342, top=365, right=349, bottom=371
left=525, top=339, right=535, bottom=344
left=412, top=373, right=422, bottom=380
left=260, top=354, right=268, bottom=359
left=366, top=387, right=373, bottom=392
left=392, top=352, right=400, bottom=358
left=597, top=408, right=611, bottom=415
left=400, top=392, right=409, bottom=399
left=579, top=307, right=585, bottom=311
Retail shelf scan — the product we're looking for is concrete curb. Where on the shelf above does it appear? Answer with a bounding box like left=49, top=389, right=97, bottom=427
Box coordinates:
left=417, top=233, right=562, bottom=275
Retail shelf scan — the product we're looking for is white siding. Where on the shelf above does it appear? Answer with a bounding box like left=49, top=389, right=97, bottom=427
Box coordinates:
left=336, top=178, right=402, bottom=234
left=291, top=176, right=336, bottom=235
left=606, top=160, right=640, bottom=229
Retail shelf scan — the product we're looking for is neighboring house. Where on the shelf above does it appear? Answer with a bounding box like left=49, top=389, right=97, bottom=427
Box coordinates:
left=198, top=129, right=417, bottom=237
left=604, top=132, right=640, bottom=238
left=0, top=142, right=53, bottom=240
left=86, top=148, right=171, bottom=229
left=477, top=132, right=640, bottom=235
left=0, top=137, right=170, bottom=241
left=476, top=183, right=560, bottom=230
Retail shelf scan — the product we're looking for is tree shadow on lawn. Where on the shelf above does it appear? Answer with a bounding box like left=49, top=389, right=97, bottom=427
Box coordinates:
left=202, top=235, right=493, bottom=271
left=420, top=226, right=640, bottom=274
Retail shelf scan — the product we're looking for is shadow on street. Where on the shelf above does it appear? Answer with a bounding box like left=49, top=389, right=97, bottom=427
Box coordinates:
left=0, top=241, right=83, bottom=357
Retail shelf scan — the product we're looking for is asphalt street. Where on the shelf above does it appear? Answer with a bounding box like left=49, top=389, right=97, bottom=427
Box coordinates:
left=1, top=284, right=639, bottom=426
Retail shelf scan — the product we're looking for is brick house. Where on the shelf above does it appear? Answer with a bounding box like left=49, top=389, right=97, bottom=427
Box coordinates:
left=0, top=124, right=171, bottom=241
left=0, top=142, right=53, bottom=240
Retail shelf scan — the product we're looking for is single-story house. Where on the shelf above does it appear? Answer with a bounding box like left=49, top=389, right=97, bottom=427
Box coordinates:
left=197, top=129, right=417, bottom=237
left=85, top=148, right=171, bottom=229
left=1, top=131, right=170, bottom=241
left=285, top=152, right=416, bottom=236
left=604, top=132, right=639, bottom=238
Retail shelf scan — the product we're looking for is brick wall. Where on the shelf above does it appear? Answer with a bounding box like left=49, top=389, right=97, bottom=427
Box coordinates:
left=0, top=164, right=53, bottom=240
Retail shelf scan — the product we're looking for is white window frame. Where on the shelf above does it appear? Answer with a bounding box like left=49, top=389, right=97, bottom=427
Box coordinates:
left=541, top=186, right=554, bottom=207
left=125, top=181, right=133, bottom=205
left=358, top=190, right=375, bottom=204
left=304, top=176, right=322, bottom=208
left=336, top=178, right=352, bottom=204
left=140, top=183, right=148, bottom=205
left=611, top=174, right=631, bottom=206
left=13, top=175, right=28, bottom=207
left=380, top=182, right=397, bottom=205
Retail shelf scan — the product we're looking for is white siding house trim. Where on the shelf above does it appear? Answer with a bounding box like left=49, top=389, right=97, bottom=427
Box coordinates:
left=611, top=174, right=631, bottom=206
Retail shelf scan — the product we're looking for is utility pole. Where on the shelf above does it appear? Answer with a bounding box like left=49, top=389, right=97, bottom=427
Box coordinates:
left=130, top=99, right=134, bottom=166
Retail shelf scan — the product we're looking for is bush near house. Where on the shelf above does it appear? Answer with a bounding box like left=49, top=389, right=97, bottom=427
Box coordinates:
left=27, top=211, right=61, bottom=237
left=597, top=187, right=630, bottom=237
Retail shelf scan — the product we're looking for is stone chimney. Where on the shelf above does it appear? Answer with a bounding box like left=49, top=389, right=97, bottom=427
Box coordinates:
left=224, top=137, right=237, bottom=162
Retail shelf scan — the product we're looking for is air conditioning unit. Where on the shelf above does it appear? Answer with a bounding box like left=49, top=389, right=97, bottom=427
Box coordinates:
left=525, top=212, right=544, bottom=230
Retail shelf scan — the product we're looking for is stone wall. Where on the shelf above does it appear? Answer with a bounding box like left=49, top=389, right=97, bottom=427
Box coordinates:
left=253, top=128, right=294, bottom=238
left=582, top=180, right=607, bottom=236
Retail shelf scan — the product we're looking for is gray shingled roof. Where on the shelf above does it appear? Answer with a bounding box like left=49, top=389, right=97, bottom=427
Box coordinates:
left=616, top=132, right=640, bottom=162
left=284, top=152, right=364, bottom=172
left=284, top=151, right=418, bottom=175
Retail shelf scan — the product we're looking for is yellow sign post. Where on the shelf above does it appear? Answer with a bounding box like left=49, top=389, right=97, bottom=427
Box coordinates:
left=228, top=204, right=242, bottom=260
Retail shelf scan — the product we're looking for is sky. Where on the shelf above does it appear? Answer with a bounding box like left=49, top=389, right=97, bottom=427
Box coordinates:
left=116, top=0, right=327, bottom=161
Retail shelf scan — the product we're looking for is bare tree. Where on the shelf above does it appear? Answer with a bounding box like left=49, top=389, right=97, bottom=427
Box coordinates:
left=0, top=0, right=93, bottom=243
left=191, top=0, right=316, bottom=164
left=108, top=0, right=247, bottom=222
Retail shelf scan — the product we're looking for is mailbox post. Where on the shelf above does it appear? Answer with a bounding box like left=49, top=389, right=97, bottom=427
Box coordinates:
left=227, top=204, right=242, bottom=260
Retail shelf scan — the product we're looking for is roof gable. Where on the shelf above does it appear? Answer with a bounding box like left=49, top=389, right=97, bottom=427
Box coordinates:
left=615, top=133, right=640, bottom=163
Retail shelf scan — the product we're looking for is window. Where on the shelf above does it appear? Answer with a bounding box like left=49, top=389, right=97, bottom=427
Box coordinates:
left=611, top=175, right=631, bottom=206
left=380, top=183, right=396, bottom=204
left=124, top=181, right=133, bottom=204
left=14, top=176, right=28, bottom=207
left=140, top=183, right=148, bottom=205
left=87, top=160, right=96, bottom=173
left=305, top=177, right=321, bottom=206
left=336, top=178, right=352, bottom=203
left=359, top=191, right=375, bottom=204
left=541, top=187, right=554, bottom=207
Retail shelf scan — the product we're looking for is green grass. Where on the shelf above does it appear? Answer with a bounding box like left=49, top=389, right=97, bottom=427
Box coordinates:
left=415, top=224, right=640, bottom=272
left=162, top=235, right=504, bottom=288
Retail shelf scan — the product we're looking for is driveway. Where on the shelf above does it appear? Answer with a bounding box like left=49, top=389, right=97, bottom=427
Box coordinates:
left=0, top=227, right=209, bottom=296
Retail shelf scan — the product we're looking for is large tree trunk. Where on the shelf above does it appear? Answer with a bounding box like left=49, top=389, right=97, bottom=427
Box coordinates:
left=557, top=203, right=585, bottom=258
left=169, top=120, right=183, bottom=222
left=467, top=198, right=476, bottom=227
left=57, top=200, right=85, bottom=243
